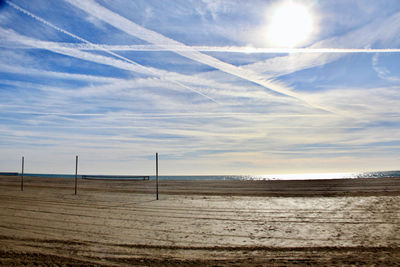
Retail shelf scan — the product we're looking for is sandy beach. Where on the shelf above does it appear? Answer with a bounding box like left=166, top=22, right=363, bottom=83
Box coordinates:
left=0, top=175, right=399, bottom=266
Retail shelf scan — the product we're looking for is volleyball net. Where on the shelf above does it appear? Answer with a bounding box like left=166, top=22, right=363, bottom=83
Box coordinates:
left=81, top=175, right=150, bottom=181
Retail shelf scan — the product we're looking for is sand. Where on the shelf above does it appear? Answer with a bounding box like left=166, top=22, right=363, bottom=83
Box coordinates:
left=0, top=175, right=399, bottom=266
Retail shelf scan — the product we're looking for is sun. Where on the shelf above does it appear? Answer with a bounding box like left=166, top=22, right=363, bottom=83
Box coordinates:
left=267, top=1, right=314, bottom=47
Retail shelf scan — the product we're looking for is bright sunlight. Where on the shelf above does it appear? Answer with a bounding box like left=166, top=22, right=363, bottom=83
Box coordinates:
left=267, top=1, right=314, bottom=47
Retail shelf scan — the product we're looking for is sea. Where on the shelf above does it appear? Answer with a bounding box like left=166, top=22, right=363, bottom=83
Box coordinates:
left=2, top=171, right=400, bottom=180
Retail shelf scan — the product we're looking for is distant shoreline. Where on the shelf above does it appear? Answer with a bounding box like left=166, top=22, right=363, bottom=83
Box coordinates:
left=1, top=170, right=400, bottom=181
left=1, top=175, right=400, bottom=197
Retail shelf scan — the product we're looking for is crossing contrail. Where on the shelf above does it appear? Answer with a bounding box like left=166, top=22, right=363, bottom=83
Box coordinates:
left=10, top=42, right=399, bottom=53
left=5, top=0, right=219, bottom=104
left=65, top=0, right=333, bottom=113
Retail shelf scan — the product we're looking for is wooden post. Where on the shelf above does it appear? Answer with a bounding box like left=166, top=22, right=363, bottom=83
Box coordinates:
left=21, top=156, right=24, bottom=191
left=74, top=155, right=78, bottom=195
left=156, top=153, right=159, bottom=200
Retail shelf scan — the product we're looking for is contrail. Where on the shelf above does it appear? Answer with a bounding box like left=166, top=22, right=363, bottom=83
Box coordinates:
left=2, top=28, right=281, bottom=106
left=2, top=110, right=332, bottom=118
left=11, top=42, right=400, bottom=53
left=1, top=27, right=220, bottom=103
left=65, top=0, right=332, bottom=113
left=5, top=1, right=219, bottom=104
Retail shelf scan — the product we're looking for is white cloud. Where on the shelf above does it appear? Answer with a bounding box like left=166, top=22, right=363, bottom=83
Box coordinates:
left=372, top=54, right=400, bottom=82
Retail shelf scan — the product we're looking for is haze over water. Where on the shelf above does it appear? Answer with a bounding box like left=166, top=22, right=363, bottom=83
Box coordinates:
left=7, top=171, right=400, bottom=181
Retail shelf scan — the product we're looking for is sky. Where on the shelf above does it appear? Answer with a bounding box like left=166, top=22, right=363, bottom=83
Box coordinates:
left=0, top=0, right=400, bottom=175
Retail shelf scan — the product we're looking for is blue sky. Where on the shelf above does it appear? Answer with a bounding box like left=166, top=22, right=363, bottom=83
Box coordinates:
left=0, top=0, right=400, bottom=175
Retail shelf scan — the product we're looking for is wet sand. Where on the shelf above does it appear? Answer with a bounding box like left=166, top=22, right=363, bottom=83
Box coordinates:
left=0, top=175, right=399, bottom=266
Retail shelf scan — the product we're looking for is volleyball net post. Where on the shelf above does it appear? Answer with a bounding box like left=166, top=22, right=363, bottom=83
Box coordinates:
left=74, top=155, right=78, bottom=195
left=156, top=152, right=159, bottom=200
left=21, top=156, right=24, bottom=191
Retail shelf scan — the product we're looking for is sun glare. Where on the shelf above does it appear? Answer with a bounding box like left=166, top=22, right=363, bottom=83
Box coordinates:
left=267, top=1, right=314, bottom=47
